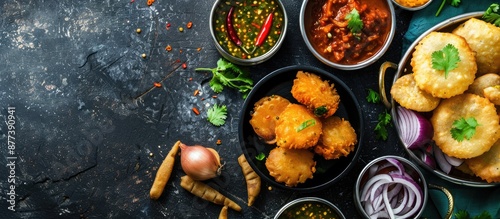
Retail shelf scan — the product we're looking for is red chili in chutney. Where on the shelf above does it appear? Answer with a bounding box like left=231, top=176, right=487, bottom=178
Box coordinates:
left=309, top=0, right=391, bottom=65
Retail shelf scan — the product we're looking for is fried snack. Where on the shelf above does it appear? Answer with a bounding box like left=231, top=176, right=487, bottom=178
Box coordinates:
left=275, top=104, right=322, bottom=149
left=452, top=18, right=500, bottom=75
left=314, top=116, right=357, bottom=160
left=484, top=86, right=500, bottom=105
left=249, top=95, right=291, bottom=144
left=390, top=73, right=441, bottom=112
left=465, top=139, right=500, bottom=183
left=431, top=93, right=500, bottom=159
left=265, top=147, right=316, bottom=187
left=411, top=32, right=477, bottom=98
left=291, top=71, right=340, bottom=118
left=466, top=73, right=500, bottom=97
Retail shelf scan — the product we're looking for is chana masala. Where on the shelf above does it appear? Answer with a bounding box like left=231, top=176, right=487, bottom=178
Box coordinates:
left=309, top=0, right=391, bottom=65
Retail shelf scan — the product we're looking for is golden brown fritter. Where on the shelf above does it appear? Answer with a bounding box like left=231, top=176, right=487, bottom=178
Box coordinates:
left=291, top=71, right=340, bottom=118
left=466, top=139, right=500, bottom=183
left=249, top=95, right=291, bottom=144
left=275, top=104, right=322, bottom=149
left=466, top=73, right=500, bottom=97
left=390, top=73, right=441, bottom=112
left=431, top=93, right=500, bottom=159
left=484, top=86, right=500, bottom=105
left=314, top=116, right=357, bottom=160
left=265, top=147, right=316, bottom=187
left=411, top=32, right=477, bottom=98
left=452, top=18, right=500, bottom=75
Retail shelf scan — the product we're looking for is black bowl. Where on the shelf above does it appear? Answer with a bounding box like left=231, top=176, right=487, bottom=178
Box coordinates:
left=238, top=65, right=364, bottom=192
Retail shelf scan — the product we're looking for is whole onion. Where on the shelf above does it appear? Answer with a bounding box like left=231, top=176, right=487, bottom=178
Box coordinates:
left=180, top=143, right=222, bottom=181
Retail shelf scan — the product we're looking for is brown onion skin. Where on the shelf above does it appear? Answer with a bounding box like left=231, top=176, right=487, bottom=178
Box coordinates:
left=179, top=143, right=222, bottom=181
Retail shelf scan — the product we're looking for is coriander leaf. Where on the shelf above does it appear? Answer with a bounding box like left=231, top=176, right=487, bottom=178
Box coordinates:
left=455, top=210, right=470, bottom=219
left=195, top=58, right=254, bottom=98
left=483, top=3, right=500, bottom=27
left=451, top=117, right=479, bottom=142
left=436, top=0, right=462, bottom=17
left=346, top=9, right=363, bottom=34
left=431, top=44, right=460, bottom=78
left=255, top=152, right=265, bottom=161
left=296, top=119, right=316, bottom=132
left=474, top=211, right=492, bottom=219
left=375, top=111, right=391, bottom=141
left=207, top=103, right=227, bottom=126
left=450, top=0, right=461, bottom=7
left=366, top=88, right=381, bottom=104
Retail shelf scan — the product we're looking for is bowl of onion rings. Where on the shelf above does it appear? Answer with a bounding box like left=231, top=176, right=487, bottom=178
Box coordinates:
left=379, top=12, right=500, bottom=187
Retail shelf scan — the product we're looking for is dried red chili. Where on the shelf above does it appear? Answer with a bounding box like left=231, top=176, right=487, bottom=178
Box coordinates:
left=226, top=6, right=250, bottom=54
left=254, top=10, right=274, bottom=47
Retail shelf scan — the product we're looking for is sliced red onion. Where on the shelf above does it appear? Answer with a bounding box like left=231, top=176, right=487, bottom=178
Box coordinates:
left=433, top=144, right=452, bottom=174
left=444, top=153, right=464, bottom=167
left=396, top=106, right=433, bottom=150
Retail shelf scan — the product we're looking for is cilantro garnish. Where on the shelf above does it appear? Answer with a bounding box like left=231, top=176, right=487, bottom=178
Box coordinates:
left=296, top=119, right=316, bottom=132
left=255, top=152, right=265, bottom=161
left=375, top=111, right=392, bottom=141
left=455, top=210, right=492, bottom=219
left=195, top=58, right=253, bottom=99
left=435, top=0, right=461, bottom=17
left=314, top=106, right=328, bottom=117
left=431, top=44, right=460, bottom=79
left=207, top=103, right=227, bottom=126
left=483, top=3, right=500, bottom=27
left=366, top=88, right=381, bottom=104
left=450, top=117, right=479, bottom=142
left=346, top=9, right=363, bottom=35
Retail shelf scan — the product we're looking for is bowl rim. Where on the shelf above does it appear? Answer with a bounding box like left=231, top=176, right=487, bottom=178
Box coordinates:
left=273, top=197, right=346, bottom=219
left=299, top=0, right=396, bottom=70
left=238, top=65, right=364, bottom=192
left=391, top=0, right=433, bottom=11
left=209, top=0, right=288, bottom=66
left=353, top=155, right=429, bottom=218
left=390, top=11, right=500, bottom=187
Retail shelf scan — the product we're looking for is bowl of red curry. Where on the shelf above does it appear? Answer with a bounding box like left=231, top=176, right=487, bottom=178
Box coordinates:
left=300, top=0, right=395, bottom=70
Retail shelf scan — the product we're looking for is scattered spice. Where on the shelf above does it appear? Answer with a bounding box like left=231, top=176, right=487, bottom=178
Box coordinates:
left=182, top=63, right=187, bottom=69
left=153, top=82, right=162, bottom=88
left=193, top=89, right=200, bottom=96
left=136, top=28, right=142, bottom=34
left=212, top=95, right=218, bottom=99
left=178, top=27, right=184, bottom=32
left=197, top=47, right=202, bottom=52
left=186, top=21, right=193, bottom=29
left=165, top=45, right=172, bottom=52
left=166, top=22, right=171, bottom=30
left=188, top=77, right=193, bottom=81
left=147, top=0, right=154, bottom=6
left=141, top=53, right=147, bottom=59
left=216, top=139, right=222, bottom=145
left=149, top=152, right=154, bottom=157
left=192, top=107, right=200, bottom=115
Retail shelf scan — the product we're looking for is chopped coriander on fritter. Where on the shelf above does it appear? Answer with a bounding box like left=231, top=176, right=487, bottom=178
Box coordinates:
left=431, top=44, right=460, bottom=79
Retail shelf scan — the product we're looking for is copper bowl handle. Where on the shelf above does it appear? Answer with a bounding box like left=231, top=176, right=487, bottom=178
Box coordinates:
left=379, top=61, right=398, bottom=109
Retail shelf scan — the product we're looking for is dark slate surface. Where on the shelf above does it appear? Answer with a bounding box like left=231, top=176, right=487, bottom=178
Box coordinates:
left=0, top=0, right=413, bottom=218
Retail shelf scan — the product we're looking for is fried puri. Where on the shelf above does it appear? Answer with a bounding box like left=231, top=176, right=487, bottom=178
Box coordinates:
left=314, top=116, right=357, bottom=160
left=452, top=18, right=500, bottom=75
left=483, top=86, right=500, bottom=105
left=411, top=32, right=477, bottom=98
left=465, top=139, right=500, bottom=183
left=431, top=93, right=500, bottom=159
left=466, top=73, right=500, bottom=97
left=265, top=147, right=316, bottom=187
left=275, top=104, right=322, bottom=149
left=291, top=71, right=340, bottom=118
left=390, top=73, right=441, bottom=112
left=249, top=95, right=290, bottom=144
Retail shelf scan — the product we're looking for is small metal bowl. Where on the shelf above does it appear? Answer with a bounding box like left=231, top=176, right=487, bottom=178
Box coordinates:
left=209, top=0, right=288, bottom=66
left=274, top=197, right=346, bottom=219
left=300, top=0, right=395, bottom=70
left=391, top=0, right=433, bottom=11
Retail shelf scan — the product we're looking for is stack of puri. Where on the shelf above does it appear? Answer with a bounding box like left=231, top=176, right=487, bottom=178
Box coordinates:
left=249, top=71, right=358, bottom=187
left=390, top=17, right=500, bottom=183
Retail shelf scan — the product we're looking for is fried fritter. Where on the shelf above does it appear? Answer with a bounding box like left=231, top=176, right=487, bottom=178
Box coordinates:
left=466, top=73, right=500, bottom=97
left=275, top=104, right=322, bottom=149
left=452, top=18, right=500, bottom=75
left=314, top=116, right=357, bottom=160
left=265, top=147, right=316, bottom=187
left=431, top=93, right=500, bottom=159
left=411, top=32, right=477, bottom=98
left=466, top=139, right=500, bottom=183
left=484, top=86, right=500, bottom=105
left=390, top=73, right=441, bottom=112
left=249, top=95, right=291, bottom=144
left=291, top=71, right=340, bottom=118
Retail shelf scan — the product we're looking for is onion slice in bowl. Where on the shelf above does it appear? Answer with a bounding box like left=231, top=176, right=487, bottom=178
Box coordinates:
left=396, top=106, right=433, bottom=150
